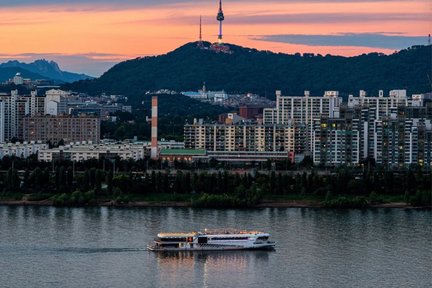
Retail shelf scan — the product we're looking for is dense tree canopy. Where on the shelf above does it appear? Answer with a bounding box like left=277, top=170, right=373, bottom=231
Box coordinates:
left=0, top=156, right=430, bottom=207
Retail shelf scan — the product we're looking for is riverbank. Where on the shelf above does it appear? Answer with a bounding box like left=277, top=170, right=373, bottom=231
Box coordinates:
left=0, top=199, right=428, bottom=209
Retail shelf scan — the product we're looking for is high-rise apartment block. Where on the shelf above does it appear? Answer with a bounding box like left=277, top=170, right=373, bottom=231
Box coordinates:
left=0, top=90, right=36, bottom=142
left=22, top=114, right=100, bottom=145
left=264, top=90, right=341, bottom=125
left=263, top=90, right=342, bottom=154
left=45, top=89, right=70, bottom=115
left=0, top=89, right=101, bottom=145
left=312, top=118, right=360, bottom=166
left=371, top=118, right=432, bottom=167
left=0, top=89, right=47, bottom=143
left=185, top=89, right=431, bottom=167
left=30, top=90, right=46, bottom=116
left=185, top=121, right=294, bottom=154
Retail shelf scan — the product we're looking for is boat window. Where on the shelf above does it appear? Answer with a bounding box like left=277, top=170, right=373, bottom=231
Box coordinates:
left=257, top=236, right=269, bottom=241
left=198, top=237, right=208, bottom=244
left=159, top=237, right=187, bottom=242
left=210, top=237, right=249, bottom=240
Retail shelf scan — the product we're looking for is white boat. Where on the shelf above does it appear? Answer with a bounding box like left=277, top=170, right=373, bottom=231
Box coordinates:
left=147, top=228, right=275, bottom=251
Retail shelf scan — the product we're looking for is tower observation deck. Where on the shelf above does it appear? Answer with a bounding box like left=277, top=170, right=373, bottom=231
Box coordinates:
left=210, top=0, right=232, bottom=53
left=217, top=0, right=224, bottom=44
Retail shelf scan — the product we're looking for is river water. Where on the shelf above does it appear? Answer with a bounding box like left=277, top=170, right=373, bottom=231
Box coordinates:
left=0, top=206, right=430, bottom=288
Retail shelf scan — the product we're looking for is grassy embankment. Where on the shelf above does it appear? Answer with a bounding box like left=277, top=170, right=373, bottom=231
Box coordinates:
left=1, top=191, right=430, bottom=208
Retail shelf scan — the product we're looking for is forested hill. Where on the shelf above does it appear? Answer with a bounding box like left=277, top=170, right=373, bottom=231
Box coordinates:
left=64, top=42, right=432, bottom=100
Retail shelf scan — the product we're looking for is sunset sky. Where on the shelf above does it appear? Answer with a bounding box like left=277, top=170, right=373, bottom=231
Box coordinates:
left=0, top=0, right=430, bottom=76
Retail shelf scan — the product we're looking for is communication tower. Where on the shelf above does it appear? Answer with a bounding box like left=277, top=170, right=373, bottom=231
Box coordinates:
left=217, top=0, right=225, bottom=44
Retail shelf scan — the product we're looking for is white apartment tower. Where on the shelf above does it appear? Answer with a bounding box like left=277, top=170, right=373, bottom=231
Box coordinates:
left=30, top=90, right=45, bottom=116
left=264, top=90, right=341, bottom=125
left=0, top=90, right=44, bottom=143
left=45, top=89, right=70, bottom=115
left=263, top=90, right=342, bottom=155
left=347, top=89, right=409, bottom=119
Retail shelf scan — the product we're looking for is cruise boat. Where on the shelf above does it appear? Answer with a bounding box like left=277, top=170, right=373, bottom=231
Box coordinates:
left=147, top=228, right=275, bottom=251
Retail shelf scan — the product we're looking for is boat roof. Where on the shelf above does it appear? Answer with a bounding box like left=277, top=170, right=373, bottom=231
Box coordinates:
left=203, top=228, right=266, bottom=235
left=158, top=232, right=197, bottom=238
left=157, top=229, right=267, bottom=238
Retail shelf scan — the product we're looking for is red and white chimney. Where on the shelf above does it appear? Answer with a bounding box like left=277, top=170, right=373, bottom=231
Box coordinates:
left=151, top=96, right=158, bottom=159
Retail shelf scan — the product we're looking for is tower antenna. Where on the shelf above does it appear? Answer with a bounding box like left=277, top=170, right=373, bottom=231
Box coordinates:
left=198, top=16, right=203, bottom=47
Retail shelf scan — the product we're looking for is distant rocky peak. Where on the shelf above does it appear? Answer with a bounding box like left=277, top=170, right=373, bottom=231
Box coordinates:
left=33, top=59, right=62, bottom=73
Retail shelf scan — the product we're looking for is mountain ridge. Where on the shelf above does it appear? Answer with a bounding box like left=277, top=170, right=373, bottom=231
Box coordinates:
left=0, top=59, right=93, bottom=83
left=63, top=42, right=432, bottom=100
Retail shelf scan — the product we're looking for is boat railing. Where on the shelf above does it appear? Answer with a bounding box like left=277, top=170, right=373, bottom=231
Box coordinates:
left=203, top=228, right=263, bottom=235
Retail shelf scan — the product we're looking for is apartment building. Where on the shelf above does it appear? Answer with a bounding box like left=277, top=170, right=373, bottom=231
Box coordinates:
left=347, top=90, right=409, bottom=117
left=0, top=90, right=31, bottom=142
left=0, top=141, right=48, bottom=159
left=45, top=89, right=70, bottom=115
left=0, top=90, right=47, bottom=143
left=38, top=143, right=146, bottom=162
left=184, top=122, right=295, bottom=160
left=263, top=90, right=341, bottom=125
left=22, top=114, right=100, bottom=144
left=372, top=118, right=432, bottom=167
left=184, top=88, right=430, bottom=167
left=312, top=118, right=360, bottom=166
left=263, top=90, right=342, bottom=155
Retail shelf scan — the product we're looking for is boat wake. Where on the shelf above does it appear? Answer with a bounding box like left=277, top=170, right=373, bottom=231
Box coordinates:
left=53, top=247, right=147, bottom=254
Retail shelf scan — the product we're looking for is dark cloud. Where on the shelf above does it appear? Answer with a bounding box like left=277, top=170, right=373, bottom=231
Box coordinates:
left=254, top=33, right=428, bottom=49
left=229, top=13, right=430, bottom=24
left=118, top=11, right=429, bottom=26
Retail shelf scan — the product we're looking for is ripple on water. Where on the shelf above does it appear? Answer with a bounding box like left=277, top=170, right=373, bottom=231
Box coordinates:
left=0, top=206, right=430, bottom=288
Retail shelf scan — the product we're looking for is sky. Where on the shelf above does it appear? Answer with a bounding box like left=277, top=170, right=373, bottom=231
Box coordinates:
left=0, top=0, right=430, bottom=76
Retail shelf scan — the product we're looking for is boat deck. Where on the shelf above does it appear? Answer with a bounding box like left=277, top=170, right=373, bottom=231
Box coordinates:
left=203, top=228, right=264, bottom=235
left=157, top=229, right=266, bottom=238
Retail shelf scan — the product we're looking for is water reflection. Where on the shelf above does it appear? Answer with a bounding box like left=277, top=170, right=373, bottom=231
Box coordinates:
left=153, top=251, right=271, bottom=287
left=156, top=250, right=270, bottom=267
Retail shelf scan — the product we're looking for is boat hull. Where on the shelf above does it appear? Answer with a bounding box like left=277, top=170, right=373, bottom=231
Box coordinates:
left=147, top=242, right=275, bottom=252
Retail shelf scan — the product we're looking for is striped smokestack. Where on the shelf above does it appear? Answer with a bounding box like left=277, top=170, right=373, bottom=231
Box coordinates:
left=151, top=96, right=158, bottom=159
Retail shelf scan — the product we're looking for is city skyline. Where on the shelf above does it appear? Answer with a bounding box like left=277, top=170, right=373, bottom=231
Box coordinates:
left=0, top=0, right=430, bottom=76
